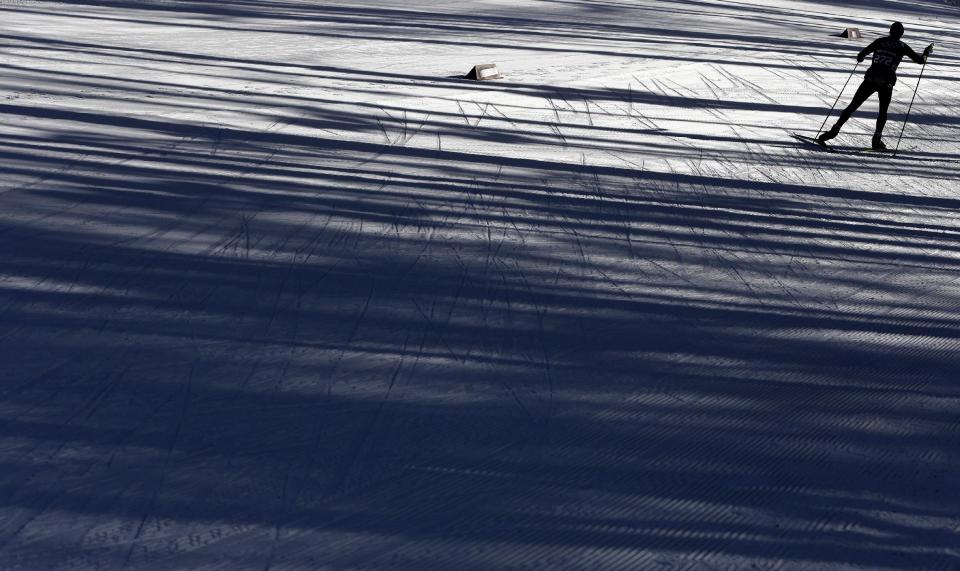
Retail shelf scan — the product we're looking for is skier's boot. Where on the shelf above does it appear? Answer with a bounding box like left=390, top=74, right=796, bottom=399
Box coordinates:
left=817, top=128, right=838, bottom=145
left=872, top=136, right=887, bottom=151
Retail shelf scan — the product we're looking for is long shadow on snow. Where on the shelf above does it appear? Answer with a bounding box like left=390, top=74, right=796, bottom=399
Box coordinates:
left=2, top=23, right=960, bottom=567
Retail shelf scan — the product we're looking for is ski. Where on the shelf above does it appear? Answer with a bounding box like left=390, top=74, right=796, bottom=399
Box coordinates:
left=792, top=133, right=834, bottom=152
left=793, top=134, right=897, bottom=157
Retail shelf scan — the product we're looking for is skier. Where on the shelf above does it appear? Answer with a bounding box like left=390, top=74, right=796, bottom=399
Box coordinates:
left=818, top=22, right=933, bottom=150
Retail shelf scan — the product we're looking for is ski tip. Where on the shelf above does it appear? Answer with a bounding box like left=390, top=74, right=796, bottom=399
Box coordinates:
left=792, top=133, right=833, bottom=151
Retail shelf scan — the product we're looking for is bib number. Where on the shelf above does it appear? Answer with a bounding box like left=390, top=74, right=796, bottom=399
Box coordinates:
left=873, top=52, right=895, bottom=67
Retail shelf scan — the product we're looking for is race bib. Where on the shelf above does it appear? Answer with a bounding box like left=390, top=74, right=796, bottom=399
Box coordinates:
left=873, top=51, right=895, bottom=67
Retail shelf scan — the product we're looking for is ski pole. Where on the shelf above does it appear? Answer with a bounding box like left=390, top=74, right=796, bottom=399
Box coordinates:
left=894, top=43, right=933, bottom=157
left=817, top=60, right=859, bottom=138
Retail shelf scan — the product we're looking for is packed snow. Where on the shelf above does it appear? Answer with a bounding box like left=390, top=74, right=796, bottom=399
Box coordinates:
left=1, top=0, right=959, bottom=569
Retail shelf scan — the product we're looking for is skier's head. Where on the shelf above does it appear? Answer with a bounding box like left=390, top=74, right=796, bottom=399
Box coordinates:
left=889, top=21, right=904, bottom=39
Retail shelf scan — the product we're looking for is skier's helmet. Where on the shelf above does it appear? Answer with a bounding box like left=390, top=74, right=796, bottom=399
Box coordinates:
left=890, top=22, right=904, bottom=39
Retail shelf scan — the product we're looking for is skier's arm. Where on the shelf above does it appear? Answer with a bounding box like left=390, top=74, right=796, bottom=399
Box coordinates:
left=857, top=39, right=879, bottom=62
left=905, top=43, right=934, bottom=64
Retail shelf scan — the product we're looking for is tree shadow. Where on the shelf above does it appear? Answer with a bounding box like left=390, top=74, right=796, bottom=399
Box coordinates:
left=2, top=1, right=960, bottom=569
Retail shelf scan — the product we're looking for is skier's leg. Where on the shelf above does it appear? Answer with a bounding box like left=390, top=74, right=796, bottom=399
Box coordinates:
left=820, top=81, right=877, bottom=141
left=873, top=85, right=893, bottom=148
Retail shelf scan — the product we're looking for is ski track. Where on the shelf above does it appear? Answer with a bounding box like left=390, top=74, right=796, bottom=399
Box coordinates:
left=1, top=0, right=960, bottom=569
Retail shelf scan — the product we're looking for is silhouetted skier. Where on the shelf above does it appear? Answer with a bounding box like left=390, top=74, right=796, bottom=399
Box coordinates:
left=818, top=22, right=933, bottom=150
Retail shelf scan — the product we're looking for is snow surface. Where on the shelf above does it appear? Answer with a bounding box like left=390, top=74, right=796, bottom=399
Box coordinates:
left=2, top=0, right=960, bottom=569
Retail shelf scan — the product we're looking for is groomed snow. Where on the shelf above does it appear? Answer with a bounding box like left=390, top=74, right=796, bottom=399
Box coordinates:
left=1, top=0, right=959, bottom=569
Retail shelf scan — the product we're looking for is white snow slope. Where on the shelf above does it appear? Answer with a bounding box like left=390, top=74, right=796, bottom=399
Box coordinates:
left=2, top=0, right=959, bottom=569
